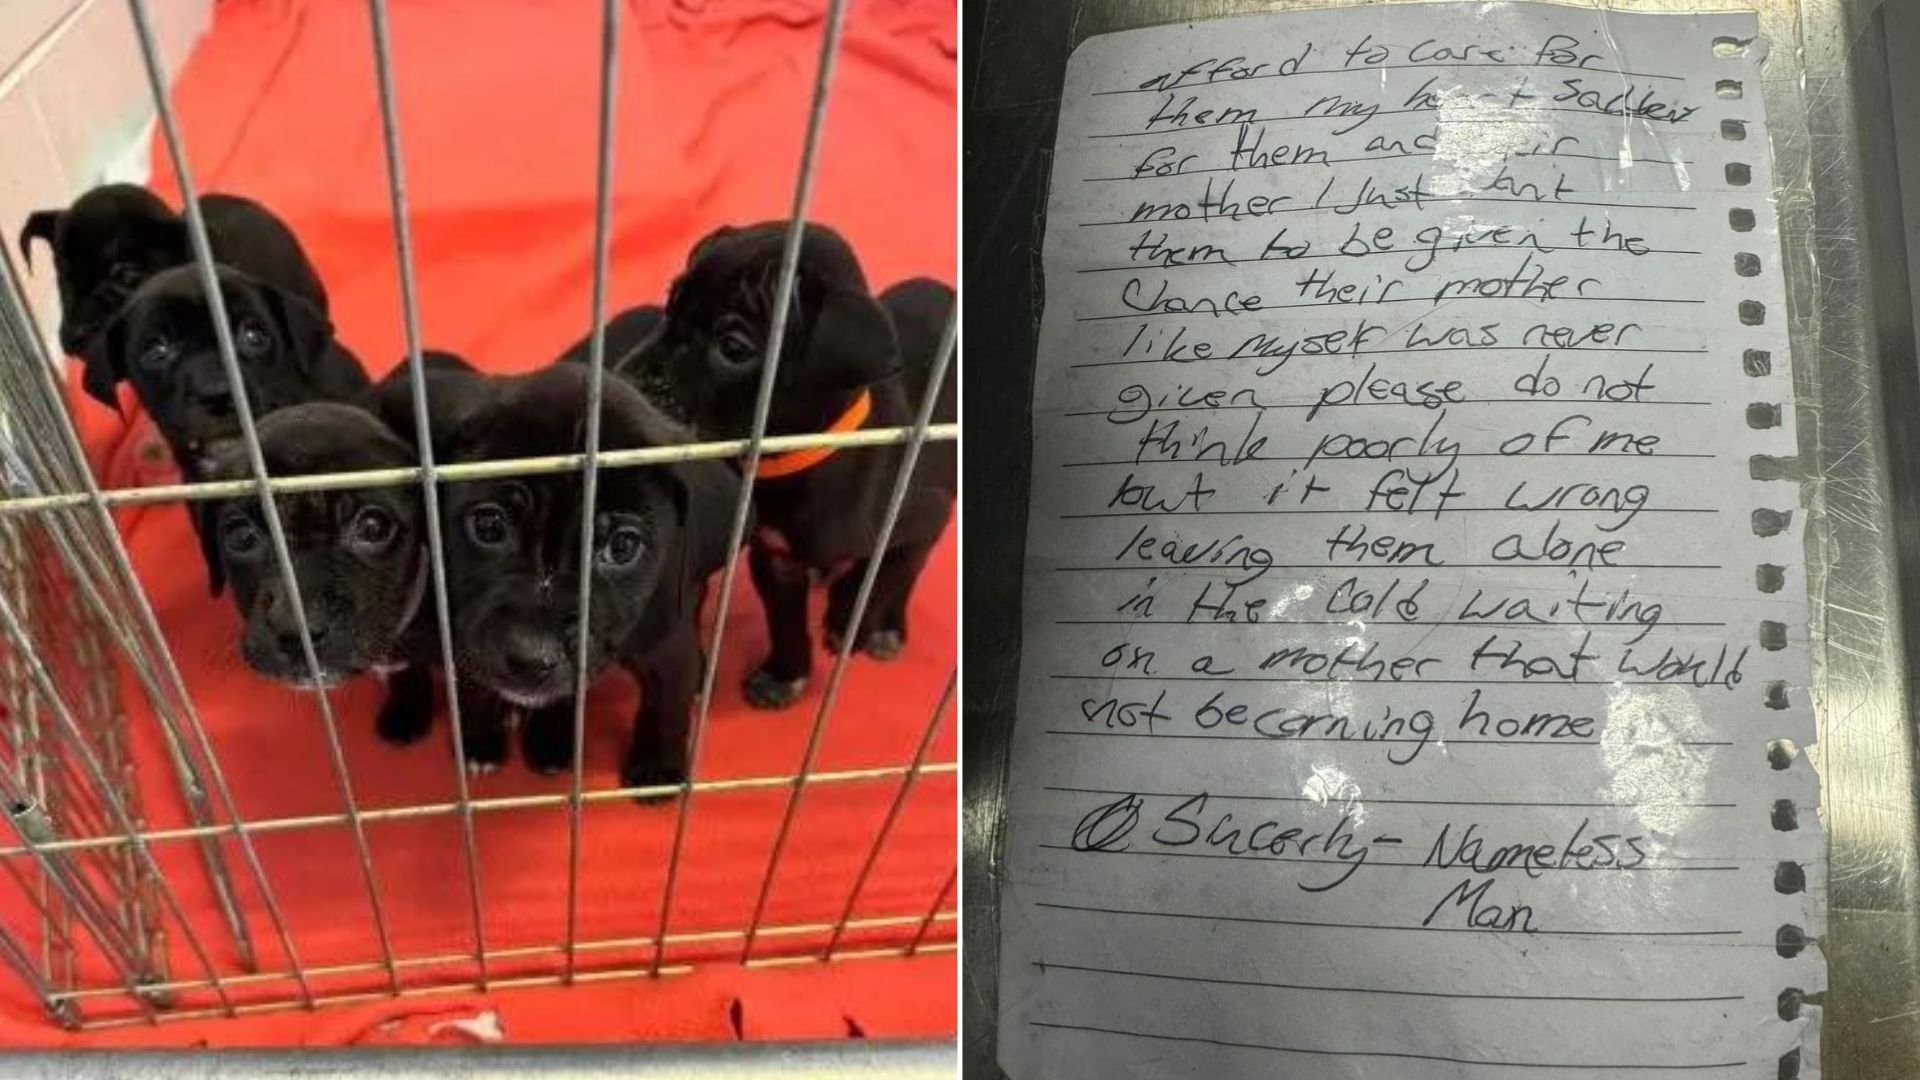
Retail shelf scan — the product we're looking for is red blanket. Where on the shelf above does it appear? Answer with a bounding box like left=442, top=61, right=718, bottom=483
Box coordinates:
left=0, top=0, right=954, bottom=1046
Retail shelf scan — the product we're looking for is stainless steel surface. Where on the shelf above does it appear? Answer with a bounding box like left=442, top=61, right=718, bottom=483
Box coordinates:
left=824, top=670, right=956, bottom=958
left=0, top=1041, right=958, bottom=1079
left=563, top=0, right=622, bottom=986
left=652, top=0, right=854, bottom=978
left=741, top=307, right=959, bottom=962
left=0, top=0, right=958, bottom=1033
left=367, top=0, right=492, bottom=992
left=963, top=0, right=1920, bottom=1077
left=126, top=0, right=404, bottom=994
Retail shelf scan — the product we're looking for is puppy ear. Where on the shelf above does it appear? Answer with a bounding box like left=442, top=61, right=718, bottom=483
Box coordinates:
left=140, top=215, right=191, bottom=267
left=193, top=499, right=227, bottom=597
left=262, top=284, right=335, bottom=371
left=687, top=225, right=737, bottom=266
left=599, top=380, right=739, bottom=577
left=78, top=308, right=131, bottom=409
left=804, top=288, right=899, bottom=391
left=17, top=210, right=62, bottom=270
left=194, top=441, right=255, bottom=597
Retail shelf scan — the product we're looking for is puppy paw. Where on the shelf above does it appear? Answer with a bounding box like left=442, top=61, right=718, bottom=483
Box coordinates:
left=620, top=755, right=686, bottom=803
left=521, top=705, right=576, bottom=776
left=860, top=628, right=906, bottom=661
left=376, top=694, right=434, bottom=746
left=744, top=668, right=807, bottom=710
left=460, top=727, right=509, bottom=776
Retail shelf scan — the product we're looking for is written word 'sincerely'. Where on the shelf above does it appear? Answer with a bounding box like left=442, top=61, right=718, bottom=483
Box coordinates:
left=998, top=6, right=1823, bottom=1079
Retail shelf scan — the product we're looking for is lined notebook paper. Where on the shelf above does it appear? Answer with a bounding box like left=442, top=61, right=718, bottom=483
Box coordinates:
left=998, top=5, right=1824, bottom=1078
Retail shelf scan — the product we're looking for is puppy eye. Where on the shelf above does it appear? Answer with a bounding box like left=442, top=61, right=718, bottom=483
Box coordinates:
left=138, top=336, right=178, bottom=371
left=712, top=316, right=759, bottom=369
left=599, top=525, right=647, bottom=568
left=222, top=519, right=261, bottom=558
left=347, top=506, right=397, bottom=550
left=110, top=262, right=145, bottom=288
left=235, top=318, right=272, bottom=358
left=464, top=504, right=512, bottom=548
left=719, top=333, right=756, bottom=365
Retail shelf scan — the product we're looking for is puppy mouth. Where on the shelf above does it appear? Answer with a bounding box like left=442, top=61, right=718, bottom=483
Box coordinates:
left=491, top=683, right=572, bottom=709
left=283, top=668, right=351, bottom=691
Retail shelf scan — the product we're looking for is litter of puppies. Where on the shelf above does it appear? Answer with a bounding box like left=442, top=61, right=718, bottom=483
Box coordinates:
left=19, top=184, right=956, bottom=787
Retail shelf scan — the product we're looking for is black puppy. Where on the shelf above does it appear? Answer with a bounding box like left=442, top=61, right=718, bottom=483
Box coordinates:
left=204, top=401, right=436, bottom=744
left=19, top=184, right=329, bottom=360
left=559, top=305, right=662, bottom=368
left=89, top=263, right=369, bottom=477
left=631, top=223, right=955, bottom=708
left=420, top=363, right=739, bottom=785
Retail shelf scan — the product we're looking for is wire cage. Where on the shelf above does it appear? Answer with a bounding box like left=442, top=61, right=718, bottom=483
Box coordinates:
left=0, top=0, right=958, bottom=1044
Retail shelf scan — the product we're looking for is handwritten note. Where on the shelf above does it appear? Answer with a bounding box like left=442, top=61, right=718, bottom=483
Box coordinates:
left=998, top=6, right=1823, bottom=1078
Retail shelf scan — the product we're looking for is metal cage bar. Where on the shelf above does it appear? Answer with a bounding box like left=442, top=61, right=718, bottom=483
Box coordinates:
left=562, top=0, right=623, bottom=985
left=0, top=426, right=959, bottom=517
left=40, top=908, right=960, bottom=1012
left=124, top=0, right=401, bottom=993
left=0, top=230, right=296, bottom=992
left=740, top=309, right=958, bottom=961
left=365, top=0, right=492, bottom=991
left=0, top=1040, right=958, bottom=1077
left=0, top=0, right=959, bottom=1030
left=821, top=670, right=954, bottom=958
left=0, top=588, right=234, bottom=1014
left=907, top=868, right=955, bottom=955
left=0, top=761, right=958, bottom=859
left=649, top=0, right=854, bottom=980
left=0, top=799, right=158, bottom=1026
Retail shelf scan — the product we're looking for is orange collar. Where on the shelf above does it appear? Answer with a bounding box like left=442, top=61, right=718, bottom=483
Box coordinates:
left=755, top=390, right=872, bottom=479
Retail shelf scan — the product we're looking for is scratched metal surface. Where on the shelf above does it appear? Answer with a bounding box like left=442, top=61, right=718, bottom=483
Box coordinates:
left=961, top=1, right=1920, bottom=1077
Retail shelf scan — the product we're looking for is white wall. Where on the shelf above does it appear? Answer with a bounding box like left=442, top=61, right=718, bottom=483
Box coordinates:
left=0, top=0, right=213, bottom=358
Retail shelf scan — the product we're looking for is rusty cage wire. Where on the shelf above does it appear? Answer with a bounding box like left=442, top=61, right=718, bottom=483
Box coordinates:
left=0, top=0, right=959, bottom=1041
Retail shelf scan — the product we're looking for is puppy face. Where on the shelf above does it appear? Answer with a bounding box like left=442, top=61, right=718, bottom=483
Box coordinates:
left=637, top=223, right=899, bottom=438
left=19, top=184, right=186, bottom=357
left=208, top=403, right=425, bottom=686
left=91, top=265, right=337, bottom=477
left=440, top=366, right=691, bottom=707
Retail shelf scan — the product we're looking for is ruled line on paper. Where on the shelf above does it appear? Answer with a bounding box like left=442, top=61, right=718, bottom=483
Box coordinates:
left=1026, top=1022, right=1747, bottom=1072
left=1082, top=151, right=1694, bottom=181
left=1042, top=785, right=1737, bottom=809
left=1000, top=8, right=1816, bottom=1079
left=1033, top=960, right=1746, bottom=1003
left=1084, top=106, right=1708, bottom=140
left=1086, top=60, right=1692, bottom=95
left=1033, top=901, right=1746, bottom=939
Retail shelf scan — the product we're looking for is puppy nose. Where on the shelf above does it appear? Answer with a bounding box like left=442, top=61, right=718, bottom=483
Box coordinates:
left=279, top=619, right=329, bottom=657
left=503, top=631, right=562, bottom=682
left=196, top=390, right=236, bottom=419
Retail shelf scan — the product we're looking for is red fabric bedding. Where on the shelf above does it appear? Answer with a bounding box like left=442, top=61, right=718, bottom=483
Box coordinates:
left=0, top=0, right=955, bottom=1046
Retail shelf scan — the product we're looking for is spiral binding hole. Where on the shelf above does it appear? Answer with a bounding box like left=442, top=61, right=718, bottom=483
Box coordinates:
left=1766, top=739, right=1798, bottom=770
